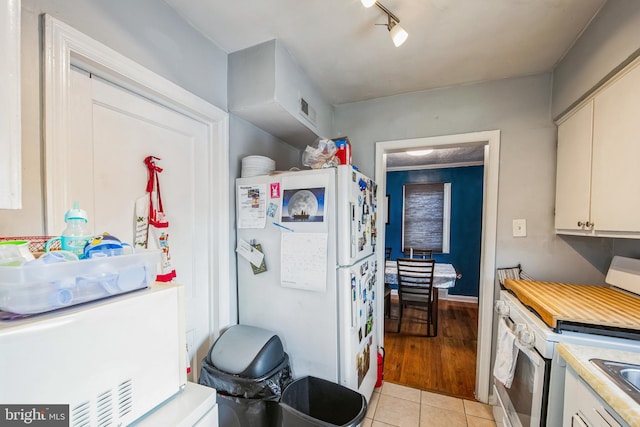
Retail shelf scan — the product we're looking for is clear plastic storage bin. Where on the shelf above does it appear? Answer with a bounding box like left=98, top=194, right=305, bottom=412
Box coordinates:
left=0, top=251, right=160, bottom=314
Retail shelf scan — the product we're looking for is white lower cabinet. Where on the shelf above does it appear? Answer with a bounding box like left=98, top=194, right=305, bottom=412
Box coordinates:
left=563, top=366, right=627, bottom=427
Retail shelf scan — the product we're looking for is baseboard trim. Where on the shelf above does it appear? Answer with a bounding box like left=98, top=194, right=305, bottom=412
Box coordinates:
left=440, top=290, right=478, bottom=304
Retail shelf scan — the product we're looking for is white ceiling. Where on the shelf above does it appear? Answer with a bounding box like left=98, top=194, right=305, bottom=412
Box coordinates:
left=165, top=0, right=605, bottom=167
left=165, top=0, right=606, bottom=106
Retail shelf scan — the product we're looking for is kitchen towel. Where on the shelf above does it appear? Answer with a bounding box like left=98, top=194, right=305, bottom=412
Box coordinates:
left=144, top=156, right=176, bottom=282
left=493, top=317, right=519, bottom=388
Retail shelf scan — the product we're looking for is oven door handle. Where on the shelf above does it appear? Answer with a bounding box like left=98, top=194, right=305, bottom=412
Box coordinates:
left=515, top=341, right=543, bottom=367
left=503, top=315, right=543, bottom=366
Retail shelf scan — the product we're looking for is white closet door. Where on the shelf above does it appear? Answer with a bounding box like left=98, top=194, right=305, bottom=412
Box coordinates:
left=68, top=68, right=212, bottom=379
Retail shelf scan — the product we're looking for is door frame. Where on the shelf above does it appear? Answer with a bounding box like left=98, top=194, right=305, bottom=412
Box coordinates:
left=42, top=15, right=231, bottom=338
left=0, top=0, right=21, bottom=209
left=375, top=130, right=500, bottom=403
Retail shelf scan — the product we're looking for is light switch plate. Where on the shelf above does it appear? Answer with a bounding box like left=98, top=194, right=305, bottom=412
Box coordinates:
left=513, top=219, right=527, bottom=237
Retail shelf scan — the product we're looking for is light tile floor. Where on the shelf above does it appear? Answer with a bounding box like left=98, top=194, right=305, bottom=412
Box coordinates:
left=363, top=382, right=497, bottom=427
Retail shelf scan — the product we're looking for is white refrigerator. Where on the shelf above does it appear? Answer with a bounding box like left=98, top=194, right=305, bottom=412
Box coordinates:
left=236, top=165, right=379, bottom=399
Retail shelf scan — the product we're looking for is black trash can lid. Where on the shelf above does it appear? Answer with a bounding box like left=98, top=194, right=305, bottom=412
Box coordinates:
left=209, top=325, right=285, bottom=378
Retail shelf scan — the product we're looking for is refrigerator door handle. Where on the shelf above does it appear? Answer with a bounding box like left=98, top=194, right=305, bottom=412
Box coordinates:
left=350, top=202, right=356, bottom=258
left=350, top=274, right=356, bottom=328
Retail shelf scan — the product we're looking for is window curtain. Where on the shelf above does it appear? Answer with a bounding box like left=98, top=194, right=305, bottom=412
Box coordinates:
left=402, top=183, right=445, bottom=252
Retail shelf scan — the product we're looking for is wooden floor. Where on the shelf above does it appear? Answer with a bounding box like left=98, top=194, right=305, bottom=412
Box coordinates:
left=383, top=296, right=478, bottom=400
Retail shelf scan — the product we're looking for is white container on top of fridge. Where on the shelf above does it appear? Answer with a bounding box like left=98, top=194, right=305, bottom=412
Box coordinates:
left=235, top=165, right=379, bottom=401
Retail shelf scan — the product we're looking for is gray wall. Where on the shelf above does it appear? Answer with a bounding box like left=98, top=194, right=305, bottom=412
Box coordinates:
left=6, top=0, right=640, bottom=326
left=552, top=0, right=640, bottom=118
left=334, top=73, right=611, bottom=284
left=335, top=0, right=640, bottom=285
left=31, top=0, right=228, bottom=109
left=551, top=0, right=640, bottom=266
left=227, top=115, right=300, bottom=322
left=1, top=0, right=303, bottom=325
left=1, top=0, right=228, bottom=237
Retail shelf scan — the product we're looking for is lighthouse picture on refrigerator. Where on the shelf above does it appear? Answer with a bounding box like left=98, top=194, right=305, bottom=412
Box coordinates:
left=236, top=165, right=379, bottom=399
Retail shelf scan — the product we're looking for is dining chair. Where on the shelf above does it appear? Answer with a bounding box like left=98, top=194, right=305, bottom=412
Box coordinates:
left=402, top=248, right=433, bottom=259
left=384, top=284, right=392, bottom=318
left=395, top=257, right=436, bottom=336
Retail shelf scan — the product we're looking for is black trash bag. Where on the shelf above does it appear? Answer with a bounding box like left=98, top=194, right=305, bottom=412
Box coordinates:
left=199, top=353, right=293, bottom=400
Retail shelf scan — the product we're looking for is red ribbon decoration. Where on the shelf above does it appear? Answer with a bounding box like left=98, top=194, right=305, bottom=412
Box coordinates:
left=144, top=156, right=164, bottom=222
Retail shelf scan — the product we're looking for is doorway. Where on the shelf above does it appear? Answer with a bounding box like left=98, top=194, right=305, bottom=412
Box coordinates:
left=375, top=130, right=500, bottom=403
left=43, top=15, right=230, bottom=382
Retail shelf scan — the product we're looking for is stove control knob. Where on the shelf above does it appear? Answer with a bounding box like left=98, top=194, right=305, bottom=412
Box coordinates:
left=494, top=300, right=509, bottom=317
left=516, top=326, right=535, bottom=348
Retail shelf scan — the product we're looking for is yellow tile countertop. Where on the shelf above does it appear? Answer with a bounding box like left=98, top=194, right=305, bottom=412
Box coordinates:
left=558, top=342, right=640, bottom=427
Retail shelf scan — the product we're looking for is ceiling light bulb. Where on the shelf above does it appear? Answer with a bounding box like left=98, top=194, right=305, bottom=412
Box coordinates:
left=406, top=149, right=433, bottom=156
left=361, top=0, right=377, bottom=7
left=389, top=22, right=408, bottom=47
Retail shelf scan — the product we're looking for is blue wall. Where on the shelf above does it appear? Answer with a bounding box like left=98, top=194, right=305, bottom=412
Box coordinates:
left=385, top=166, right=484, bottom=297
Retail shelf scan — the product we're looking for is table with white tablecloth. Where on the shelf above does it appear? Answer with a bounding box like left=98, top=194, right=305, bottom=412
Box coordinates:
left=384, top=260, right=457, bottom=289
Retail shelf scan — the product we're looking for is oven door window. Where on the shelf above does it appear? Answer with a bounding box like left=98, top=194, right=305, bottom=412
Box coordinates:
left=510, top=352, right=536, bottom=426
left=496, top=344, right=547, bottom=427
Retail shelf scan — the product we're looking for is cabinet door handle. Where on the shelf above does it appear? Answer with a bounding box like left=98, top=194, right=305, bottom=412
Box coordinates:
left=577, top=221, right=594, bottom=228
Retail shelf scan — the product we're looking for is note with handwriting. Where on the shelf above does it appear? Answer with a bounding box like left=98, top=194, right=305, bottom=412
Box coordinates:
left=281, top=233, right=328, bottom=291
left=236, top=238, right=265, bottom=267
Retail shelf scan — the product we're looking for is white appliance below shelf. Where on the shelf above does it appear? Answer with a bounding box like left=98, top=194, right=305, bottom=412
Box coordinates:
left=0, top=283, right=187, bottom=426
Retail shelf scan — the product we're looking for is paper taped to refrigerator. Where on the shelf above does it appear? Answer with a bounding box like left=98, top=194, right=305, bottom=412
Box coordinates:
left=236, top=238, right=265, bottom=267
left=237, top=184, right=267, bottom=228
left=280, top=233, right=328, bottom=291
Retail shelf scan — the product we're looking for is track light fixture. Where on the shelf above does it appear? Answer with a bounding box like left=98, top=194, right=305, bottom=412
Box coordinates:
left=362, top=0, right=409, bottom=47
left=387, top=15, right=408, bottom=47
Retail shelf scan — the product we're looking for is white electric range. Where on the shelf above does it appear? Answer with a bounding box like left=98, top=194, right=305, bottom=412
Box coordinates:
left=493, top=256, right=640, bottom=427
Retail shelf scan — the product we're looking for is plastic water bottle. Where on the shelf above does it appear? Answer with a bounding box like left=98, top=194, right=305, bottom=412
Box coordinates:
left=61, top=202, right=92, bottom=259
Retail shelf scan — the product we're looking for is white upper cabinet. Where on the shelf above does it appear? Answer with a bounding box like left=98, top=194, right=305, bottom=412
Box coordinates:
left=555, top=100, right=593, bottom=232
left=555, top=57, right=640, bottom=237
left=0, top=0, right=21, bottom=209
left=591, top=62, right=640, bottom=233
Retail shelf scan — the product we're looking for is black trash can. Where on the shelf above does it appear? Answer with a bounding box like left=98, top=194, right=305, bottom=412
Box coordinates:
left=199, top=325, right=292, bottom=427
left=279, top=376, right=367, bottom=427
